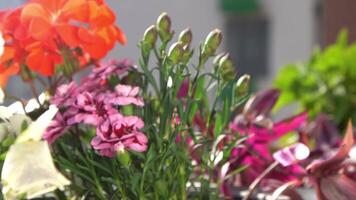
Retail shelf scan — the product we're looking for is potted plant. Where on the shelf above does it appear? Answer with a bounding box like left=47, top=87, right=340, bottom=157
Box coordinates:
left=0, top=1, right=355, bottom=200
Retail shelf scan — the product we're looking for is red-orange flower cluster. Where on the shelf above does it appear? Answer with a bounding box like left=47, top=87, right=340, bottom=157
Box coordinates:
left=0, top=0, right=126, bottom=88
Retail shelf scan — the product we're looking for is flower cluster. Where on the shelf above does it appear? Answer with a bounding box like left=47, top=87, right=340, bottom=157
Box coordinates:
left=44, top=60, right=147, bottom=157
left=0, top=0, right=126, bottom=88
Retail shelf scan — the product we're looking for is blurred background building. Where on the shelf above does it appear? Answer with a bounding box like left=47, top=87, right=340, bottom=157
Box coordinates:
left=1, top=0, right=356, bottom=96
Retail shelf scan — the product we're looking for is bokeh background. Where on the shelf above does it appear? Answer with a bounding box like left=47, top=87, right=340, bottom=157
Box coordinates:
left=2, top=0, right=355, bottom=96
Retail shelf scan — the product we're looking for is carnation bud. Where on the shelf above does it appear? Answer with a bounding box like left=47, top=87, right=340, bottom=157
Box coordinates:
left=213, top=52, right=227, bottom=70
left=156, top=12, right=173, bottom=43
left=142, top=25, right=158, bottom=48
left=218, top=54, right=236, bottom=81
left=117, top=149, right=131, bottom=168
left=151, top=98, right=161, bottom=112
left=178, top=28, right=193, bottom=46
left=181, top=45, right=193, bottom=64
left=201, top=29, right=222, bottom=60
left=168, top=42, right=184, bottom=65
left=204, top=29, right=222, bottom=49
left=235, top=74, right=250, bottom=97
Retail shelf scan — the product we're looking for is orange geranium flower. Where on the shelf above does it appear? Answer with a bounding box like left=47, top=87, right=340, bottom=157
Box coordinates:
left=20, top=0, right=86, bottom=42
left=0, top=0, right=126, bottom=88
left=26, top=41, right=63, bottom=76
left=0, top=10, right=23, bottom=88
left=19, top=0, right=126, bottom=72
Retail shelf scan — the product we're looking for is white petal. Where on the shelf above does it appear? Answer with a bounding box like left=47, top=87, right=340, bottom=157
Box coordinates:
left=0, top=123, right=9, bottom=142
left=294, top=143, right=310, bottom=161
left=25, top=99, right=40, bottom=113
left=167, top=76, right=173, bottom=88
left=0, top=32, right=4, bottom=57
left=1, top=141, right=70, bottom=199
left=0, top=88, right=4, bottom=104
left=349, top=146, right=356, bottom=161
left=16, top=105, right=58, bottom=143
left=0, top=106, right=14, bottom=119
left=213, top=151, right=224, bottom=166
left=25, top=93, right=49, bottom=113
left=7, top=114, right=32, bottom=135
left=8, top=102, right=25, bottom=115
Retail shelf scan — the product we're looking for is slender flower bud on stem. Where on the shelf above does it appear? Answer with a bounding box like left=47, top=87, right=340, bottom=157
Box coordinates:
left=213, top=52, right=226, bottom=67
left=141, top=25, right=158, bottom=62
left=156, top=12, right=173, bottom=43
left=200, top=29, right=222, bottom=64
left=117, top=149, right=131, bottom=168
left=181, top=45, right=193, bottom=64
left=178, top=28, right=193, bottom=47
left=168, top=42, right=184, bottom=65
left=218, top=54, right=236, bottom=81
left=143, top=25, right=158, bottom=48
left=235, top=74, right=250, bottom=97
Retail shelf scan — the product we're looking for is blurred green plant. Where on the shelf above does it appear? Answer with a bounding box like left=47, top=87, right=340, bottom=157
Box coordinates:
left=274, top=30, right=356, bottom=129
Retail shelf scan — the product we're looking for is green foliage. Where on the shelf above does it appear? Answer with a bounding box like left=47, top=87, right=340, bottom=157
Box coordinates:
left=274, top=30, right=356, bottom=129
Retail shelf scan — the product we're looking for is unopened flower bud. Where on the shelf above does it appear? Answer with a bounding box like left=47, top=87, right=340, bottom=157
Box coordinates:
left=178, top=28, right=193, bottom=46
left=168, top=42, right=184, bottom=65
left=143, top=25, right=157, bottom=48
left=181, top=45, right=193, bottom=64
left=201, top=29, right=222, bottom=64
left=117, top=149, right=131, bottom=168
left=156, top=12, right=173, bottom=42
left=218, top=54, right=236, bottom=81
left=235, top=74, right=250, bottom=97
left=204, top=29, right=222, bottom=50
left=213, top=52, right=227, bottom=67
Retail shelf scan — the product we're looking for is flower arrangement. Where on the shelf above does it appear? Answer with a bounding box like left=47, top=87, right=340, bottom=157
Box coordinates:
left=0, top=1, right=355, bottom=200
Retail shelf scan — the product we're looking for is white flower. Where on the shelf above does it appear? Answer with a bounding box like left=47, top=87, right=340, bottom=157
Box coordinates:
left=167, top=76, right=173, bottom=88
left=0, top=88, right=4, bottom=104
left=0, top=93, right=51, bottom=143
left=2, top=141, right=70, bottom=199
left=15, top=105, right=58, bottom=143
left=0, top=92, right=49, bottom=117
left=2, top=105, right=70, bottom=199
left=0, top=114, right=32, bottom=142
left=0, top=32, right=5, bottom=57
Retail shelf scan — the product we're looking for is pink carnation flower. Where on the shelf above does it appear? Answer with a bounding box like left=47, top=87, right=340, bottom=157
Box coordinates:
left=90, top=59, right=132, bottom=85
left=50, top=81, right=79, bottom=107
left=68, top=92, right=118, bottom=126
left=43, top=111, right=75, bottom=143
left=109, top=84, right=144, bottom=106
left=91, top=113, right=148, bottom=157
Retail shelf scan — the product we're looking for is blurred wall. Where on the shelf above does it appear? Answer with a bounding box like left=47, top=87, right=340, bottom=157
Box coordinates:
left=1, top=0, right=320, bottom=98
left=323, top=0, right=356, bottom=45
left=107, top=0, right=224, bottom=66
left=108, top=0, right=318, bottom=85
left=263, top=0, right=317, bottom=84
